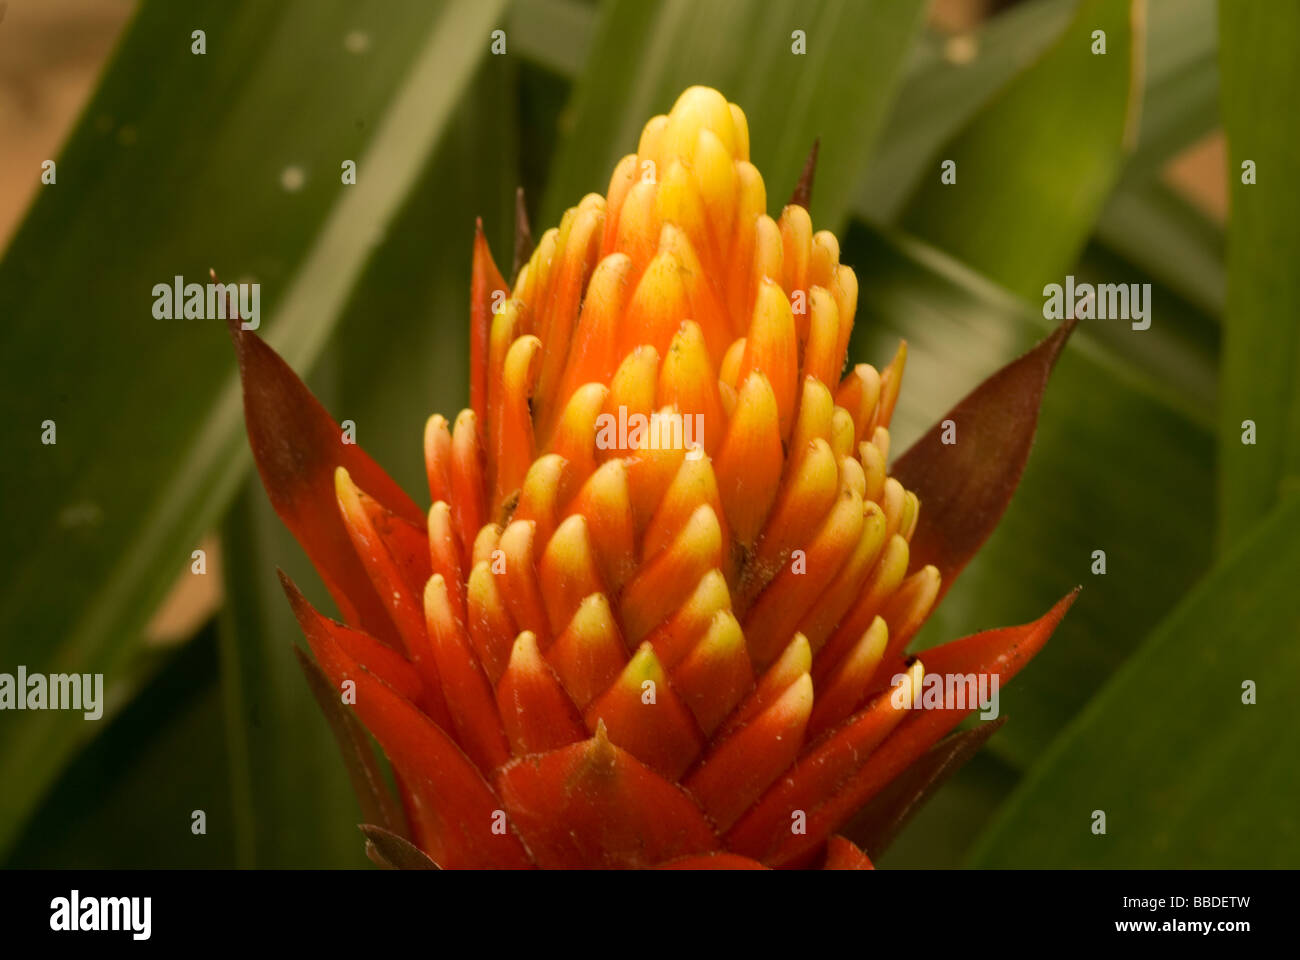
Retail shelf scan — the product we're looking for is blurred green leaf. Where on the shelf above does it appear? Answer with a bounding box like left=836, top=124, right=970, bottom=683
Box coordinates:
left=509, top=0, right=595, bottom=76
left=0, top=0, right=506, bottom=858
left=901, top=0, right=1142, bottom=301
left=846, top=223, right=1213, bottom=768
left=217, top=63, right=519, bottom=867
left=856, top=0, right=1222, bottom=322
left=540, top=0, right=927, bottom=231
left=856, top=0, right=1075, bottom=223
left=849, top=0, right=1224, bottom=441
left=514, top=61, right=572, bottom=220
left=6, top=624, right=238, bottom=868
left=849, top=0, right=1224, bottom=481
left=1118, top=0, right=1218, bottom=183
left=970, top=493, right=1300, bottom=867
left=1070, top=234, right=1219, bottom=428
left=219, top=490, right=375, bottom=868
left=1093, top=179, right=1224, bottom=321
left=1094, top=0, right=1223, bottom=319
left=1215, top=1, right=1300, bottom=549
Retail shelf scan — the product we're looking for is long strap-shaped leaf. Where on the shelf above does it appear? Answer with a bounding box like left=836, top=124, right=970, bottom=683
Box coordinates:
left=971, top=493, right=1300, bottom=867
left=0, top=0, right=507, bottom=860
left=1216, top=0, right=1300, bottom=549
left=900, top=0, right=1143, bottom=301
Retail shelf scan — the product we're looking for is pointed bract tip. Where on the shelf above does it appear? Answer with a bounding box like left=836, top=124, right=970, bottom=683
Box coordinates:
left=1041, top=316, right=1078, bottom=371
left=513, top=185, right=534, bottom=282
left=789, top=138, right=820, bottom=211
left=277, top=570, right=321, bottom=642
left=588, top=717, right=618, bottom=768
left=276, top=567, right=301, bottom=605
left=212, top=267, right=245, bottom=347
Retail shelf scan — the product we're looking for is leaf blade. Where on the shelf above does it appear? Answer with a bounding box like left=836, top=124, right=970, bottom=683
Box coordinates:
left=971, top=494, right=1300, bottom=867
left=0, top=0, right=507, bottom=858
left=1215, top=0, right=1300, bottom=548
left=899, top=0, right=1143, bottom=301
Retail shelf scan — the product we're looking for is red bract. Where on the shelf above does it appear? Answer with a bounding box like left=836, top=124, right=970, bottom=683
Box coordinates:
left=233, top=87, right=1076, bottom=869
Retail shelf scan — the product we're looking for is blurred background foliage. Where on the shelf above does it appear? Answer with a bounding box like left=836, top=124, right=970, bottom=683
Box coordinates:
left=0, top=0, right=1295, bottom=868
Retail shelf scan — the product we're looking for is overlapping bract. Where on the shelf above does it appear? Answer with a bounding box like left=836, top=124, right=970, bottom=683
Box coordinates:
left=234, top=87, right=1075, bottom=869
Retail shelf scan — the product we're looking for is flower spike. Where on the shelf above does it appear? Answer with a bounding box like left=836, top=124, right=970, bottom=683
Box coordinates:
left=238, top=86, right=1076, bottom=869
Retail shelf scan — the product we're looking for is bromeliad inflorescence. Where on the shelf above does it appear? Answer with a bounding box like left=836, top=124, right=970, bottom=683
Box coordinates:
left=232, top=86, right=1076, bottom=869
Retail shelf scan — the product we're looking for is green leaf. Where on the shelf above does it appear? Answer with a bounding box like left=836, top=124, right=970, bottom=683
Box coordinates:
left=217, top=62, right=519, bottom=867
left=509, top=0, right=596, bottom=76
left=845, top=222, right=1213, bottom=768
left=1215, top=1, right=1300, bottom=549
left=856, top=0, right=1076, bottom=223
left=219, top=489, right=378, bottom=868
left=900, top=0, right=1143, bottom=301
left=5, top=624, right=238, bottom=868
left=1117, top=0, right=1218, bottom=183
left=855, top=0, right=1222, bottom=322
left=1071, top=232, right=1219, bottom=428
left=0, top=0, right=507, bottom=859
left=970, top=493, right=1300, bottom=867
left=1092, top=0, right=1223, bottom=318
left=860, top=0, right=1216, bottom=230
left=540, top=0, right=928, bottom=231
left=1093, top=179, right=1224, bottom=322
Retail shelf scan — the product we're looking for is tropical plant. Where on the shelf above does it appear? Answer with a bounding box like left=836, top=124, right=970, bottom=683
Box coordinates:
left=1, top=0, right=1294, bottom=869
